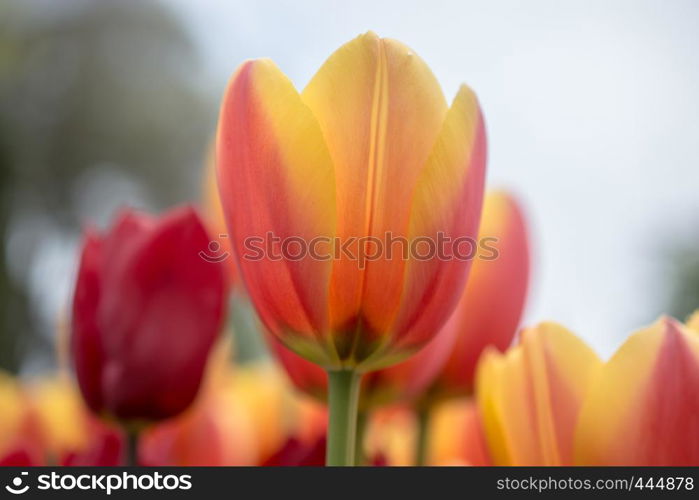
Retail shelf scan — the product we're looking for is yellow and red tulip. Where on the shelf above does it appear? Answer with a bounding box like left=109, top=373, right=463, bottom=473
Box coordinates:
left=216, top=31, right=486, bottom=371
left=363, top=400, right=489, bottom=466
left=425, top=191, right=530, bottom=400
left=574, top=317, right=699, bottom=465
left=476, top=322, right=601, bottom=465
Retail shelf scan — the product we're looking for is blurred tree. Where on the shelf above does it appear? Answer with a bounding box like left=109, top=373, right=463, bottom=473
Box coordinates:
left=666, top=244, right=699, bottom=322
left=0, top=0, right=215, bottom=372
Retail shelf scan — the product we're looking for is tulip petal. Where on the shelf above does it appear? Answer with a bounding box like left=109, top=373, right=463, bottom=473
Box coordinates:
left=71, top=229, right=106, bottom=414
left=433, top=191, right=530, bottom=396
left=574, top=317, right=699, bottom=465
left=389, top=85, right=487, bottom=353
left=686, top=310, right=699, bottom=333
left=301, top=32, right=449, bottom=350
left=428, top=399, right=491, bottom=466
left=217, top=59, right=337, bottom=364
left=99, top=207, right=226, bottom=420
left=477, top=323, right=601, bottom=465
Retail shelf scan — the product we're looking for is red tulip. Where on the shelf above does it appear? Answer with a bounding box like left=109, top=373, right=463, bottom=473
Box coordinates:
left=261, top=435, right=326, bottom=467
left=71, top=206, right=227, bottom=422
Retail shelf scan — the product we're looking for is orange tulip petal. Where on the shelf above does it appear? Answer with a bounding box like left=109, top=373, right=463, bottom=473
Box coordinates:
left=217, top=59, right=337, bottom=364
left=302, top=31, right=449, bottom=348
left=390, top=85, right=487, bottom=352
left=574, top=317, right=699, bottom=465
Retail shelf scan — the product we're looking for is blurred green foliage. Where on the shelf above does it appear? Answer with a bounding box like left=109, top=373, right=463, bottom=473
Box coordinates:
left=666, top=244, right=699, bottom=322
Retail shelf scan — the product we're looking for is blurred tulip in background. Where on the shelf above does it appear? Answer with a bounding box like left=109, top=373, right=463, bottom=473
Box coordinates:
left=71, top=207, right=227, bottom=424
left=574, top=317, right=699, bottom=465
left=476, top=322, right=601, bottom=465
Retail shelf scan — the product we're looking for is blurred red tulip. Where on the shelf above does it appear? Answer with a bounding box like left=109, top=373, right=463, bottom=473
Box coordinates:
left=0, top=444, right=42, bottom=466
left=425, top=191, right=530, bottom=399
left=71, top=206, right=227, bottom=422
left=262, top=435, right=326, bottom=467
left=60, top=423, right=124, bottom=466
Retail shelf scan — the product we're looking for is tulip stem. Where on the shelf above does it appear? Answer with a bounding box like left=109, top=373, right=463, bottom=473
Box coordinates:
left=326, top=369, right=361, bottom=466
left=125, top=428, right=140, bottom=466
left=415, top=407, right=431, bottom=466
left=354, top=411, right=367, bottom=466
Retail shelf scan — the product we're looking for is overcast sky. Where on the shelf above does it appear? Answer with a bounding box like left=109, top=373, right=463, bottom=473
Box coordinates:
left=168, top=0, right=699, bottom=357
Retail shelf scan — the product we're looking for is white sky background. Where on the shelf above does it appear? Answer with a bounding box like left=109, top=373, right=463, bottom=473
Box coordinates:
left=169, top=0, right=699, bottom=357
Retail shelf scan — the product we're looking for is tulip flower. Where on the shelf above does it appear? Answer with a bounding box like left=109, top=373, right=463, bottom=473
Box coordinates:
left=139, top=338, right=258, bottom=466
left=424, top=191, right=530, bottom=400
left=71, top=206, right=227, bottom=463
left=140, top=383, right=256, bottom=466
left=261, top=435, right=327, bottom=466
left=574, top=317, right=699, bottom=465
left=426, top=399, right=490, bottom=466
left=26, top=376, right=121, bottom=466
left=476, top=322, right=601, bottom=465
left=364, top=408, right=415, bottom=466
left=0, top=373, right=43, bottom=465
left=217, top=31, right=486, bottom=464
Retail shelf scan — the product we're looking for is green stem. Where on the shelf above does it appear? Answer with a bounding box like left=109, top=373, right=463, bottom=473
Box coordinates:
left=415, top=407, right=431, bottom=466
left=125, top=428, right=140, bottom=466
left=326, top=370, right=361, bottom=466
left=354, top=410, right=368, bottom=466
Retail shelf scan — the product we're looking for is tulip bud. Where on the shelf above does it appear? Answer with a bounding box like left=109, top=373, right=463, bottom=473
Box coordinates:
left=70, top=206, right=227, bottom=423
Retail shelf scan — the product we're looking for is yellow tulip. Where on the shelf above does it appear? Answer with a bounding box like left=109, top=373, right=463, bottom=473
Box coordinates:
left=476, top=322, right=601, bottom=465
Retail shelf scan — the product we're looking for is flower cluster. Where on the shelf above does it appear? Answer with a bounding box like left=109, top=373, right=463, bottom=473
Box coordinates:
left=1, top=32, right=697, bottom=467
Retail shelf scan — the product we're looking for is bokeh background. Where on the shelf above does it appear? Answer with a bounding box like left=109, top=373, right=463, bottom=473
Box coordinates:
left=1, top=0, right=698, bottom=374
